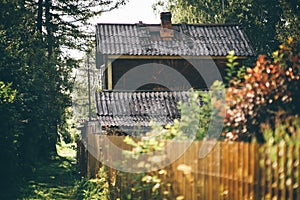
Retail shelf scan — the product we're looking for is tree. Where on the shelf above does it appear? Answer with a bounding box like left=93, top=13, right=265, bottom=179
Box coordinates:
left=154, top=0, right=300, bottom=55
left=33, top=0, right=128, bottom=54
left=0, top=1, right=128, bottom=196
left=0, top=81, right=18, bottom=198
left=72, top=52, right=100, bottom=122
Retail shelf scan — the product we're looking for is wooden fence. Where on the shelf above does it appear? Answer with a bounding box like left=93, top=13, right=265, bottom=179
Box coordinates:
left=78, top=133, right=300, bottom=199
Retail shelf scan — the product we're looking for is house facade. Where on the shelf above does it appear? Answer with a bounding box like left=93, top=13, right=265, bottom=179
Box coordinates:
left=94, top=12, right=254, bottom=133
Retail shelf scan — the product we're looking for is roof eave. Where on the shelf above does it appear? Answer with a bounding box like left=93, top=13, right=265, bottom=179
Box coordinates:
left=106, top=54, right=249, bottom=60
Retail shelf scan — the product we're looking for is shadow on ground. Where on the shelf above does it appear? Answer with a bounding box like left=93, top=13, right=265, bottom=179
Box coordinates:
left=18, top=145, right=80, bottom=200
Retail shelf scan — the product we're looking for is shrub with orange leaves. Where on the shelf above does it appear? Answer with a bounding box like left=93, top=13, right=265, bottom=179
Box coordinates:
left=223, top=39, right=300, bottom=142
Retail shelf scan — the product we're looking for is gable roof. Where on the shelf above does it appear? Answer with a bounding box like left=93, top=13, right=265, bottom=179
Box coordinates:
left=95, top=90, right=193, bottom=127
left=96, top=23, right=255, bottom=57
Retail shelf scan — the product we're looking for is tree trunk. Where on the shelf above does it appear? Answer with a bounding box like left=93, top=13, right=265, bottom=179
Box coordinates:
left=45, top=0, right=53, bottom=57
left=37, top=0, right=43, bottom=33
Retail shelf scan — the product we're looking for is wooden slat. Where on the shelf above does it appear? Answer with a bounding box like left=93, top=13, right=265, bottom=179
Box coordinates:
left=191, top=142, right=198, bottom=200
left=203, top=142, right=208, bottom=200
left=230, top=142, right=235, bottom=200
left=225, top=142, right=229, bottom=200
left=254, top=142, right=261, bottom=200
left=80, top=136, right=300, bottom=200
left=274, top=145, right=280, bottom=198
left=282, top=144, right=287, bottom=199
left=250, top=142, right=255, bottom=199
left=208, top=144, right=213, bottom=200
left=234, top=142, right=239, bottom=200
left=288, top=145, right=295, bottom=199
left=215, top=143, right=220, bottom=200
left=195, top=141, right=201, bottom=200
left=220, top=142, right=225, bottom=200
left=184, top=142, right=190, bottom=200
left=298, top=146, right=300, bottom=200
left=240, top=142, right=245, bottom=200
left=107, top=61, right=112, bottom=90
left=245, top=142, right=250, bottom=199
left=201, top=142, right=206, bottom=199
left=261, top=145, right=266, bottom=200
left=266, top=146, right=274, bottom=199
left=238, top=142, right=243, bottom=200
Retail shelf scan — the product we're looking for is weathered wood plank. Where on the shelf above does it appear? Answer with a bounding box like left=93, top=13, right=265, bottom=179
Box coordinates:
left=78, top=136, right=300, bottom=200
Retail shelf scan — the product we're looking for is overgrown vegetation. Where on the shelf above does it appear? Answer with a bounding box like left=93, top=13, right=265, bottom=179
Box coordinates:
left=1, top=0, right=299, bottom=198
left=154, top=0, right=300, bottom=55
left=18, top=143, right=77, bottom=199
left=0, top=0, right=127, bottom=198
left=110, top=83, right=225, bottom=199
left=224, top=51, right=246, bottom=86
left=259, top=114, right=300, bottom=196
left=110, top=40, right=300, bottom=198
left=223, top=39, right=300, bottom=142
left=73, top=166, right=110, bottom=200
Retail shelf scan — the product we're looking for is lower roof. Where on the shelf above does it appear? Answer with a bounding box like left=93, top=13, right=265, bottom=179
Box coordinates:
left=95, top=90, right=193, bottom=127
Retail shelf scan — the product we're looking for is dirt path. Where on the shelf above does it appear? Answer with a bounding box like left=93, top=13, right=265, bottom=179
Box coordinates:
left=19, top=144, right=79, bottom=199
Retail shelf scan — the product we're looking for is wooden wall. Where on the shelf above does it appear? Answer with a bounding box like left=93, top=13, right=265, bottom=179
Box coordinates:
left=78, top=134, right=300, bottom=199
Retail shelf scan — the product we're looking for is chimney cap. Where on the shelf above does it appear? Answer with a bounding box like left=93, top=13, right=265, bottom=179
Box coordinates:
left=160, top=12, right=172, bottom=19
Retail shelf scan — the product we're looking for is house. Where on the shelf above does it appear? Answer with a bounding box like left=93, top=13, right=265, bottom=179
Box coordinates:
left=95, top=90, right=194, bottom=134
left=94, top=12, right=254, bottom=134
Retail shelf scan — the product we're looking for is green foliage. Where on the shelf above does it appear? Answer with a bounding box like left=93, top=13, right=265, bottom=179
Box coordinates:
left=262, top=114, right=300, bottom=146
left=34, top=0, right=128, bottom=52
left=124, top=82, right=226, bottom=144
left=120, top=82, right=226, bottom=199
left=74, top=166, right=110, bottom=200
left=148, top=82, right=225, bottom=141
left=0, top=85, right=20, bottom=199
left=124, top=135, right=166, bottom=158
left=259, top=114, right=300, bottom=192
left=0, top=0, right=128, bottom=197
left=0, top=81, right=16, bottom=103
left=19, top=143, right=78, bottom=200
left=224, top=40, right=300, bottom=142
left=72, top=52, right=100, bottom=121
left=153, top=0, right=227, bottom=24
left=225, top=51, right=245, bottom=85
left=115, top=169, right=172, bottom=200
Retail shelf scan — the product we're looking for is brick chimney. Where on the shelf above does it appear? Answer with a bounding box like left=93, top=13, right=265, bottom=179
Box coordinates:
left=160, top=12, right=174, bottom=40
left=160, top=12, right=172, bottom=29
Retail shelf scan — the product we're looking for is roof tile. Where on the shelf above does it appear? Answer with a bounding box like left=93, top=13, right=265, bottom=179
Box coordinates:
left=96, top=90, right=194, bottom=127
left=96, top=23, right=254, bottom=57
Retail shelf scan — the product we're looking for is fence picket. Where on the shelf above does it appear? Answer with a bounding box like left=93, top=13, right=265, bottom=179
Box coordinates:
left=289, top=145, right=295, bottom=199
left=298, top=146, right=300, bottom=200
left=78, top=135, right=300, bottom=200
left=240, top=142, right=245, bottom=200
left=282, top=144, right=287, bottom=199
left=274, top=145, right=279, bottom=199
left=234, top=143, right=239, bottom=200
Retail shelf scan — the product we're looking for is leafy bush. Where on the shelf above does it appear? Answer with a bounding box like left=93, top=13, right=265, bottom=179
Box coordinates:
left=225, top=50, right=246, bottom=86
left=223, top=39, right=300, bottom=142
left=119, top=82, right=226, bottom=199
left=259, top=113, right=300, bottom=194
left=146, top=81, right=225, bottom=141
left=262, top=112, right=300, bottom=146
left=115, top=169, right=172, bottom=200
left=74, top=166, right=110, bottom=200
left=0, top=81, right=16, bottom=104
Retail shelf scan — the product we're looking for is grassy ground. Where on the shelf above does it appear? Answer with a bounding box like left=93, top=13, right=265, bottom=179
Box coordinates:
left=19, top=143, right=79, bottom=200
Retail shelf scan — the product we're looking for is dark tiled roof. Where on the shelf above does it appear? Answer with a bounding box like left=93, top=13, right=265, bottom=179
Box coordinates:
left=95, top=90, right=192, bottom=127
left=96, top=23, right=254, bottom=57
